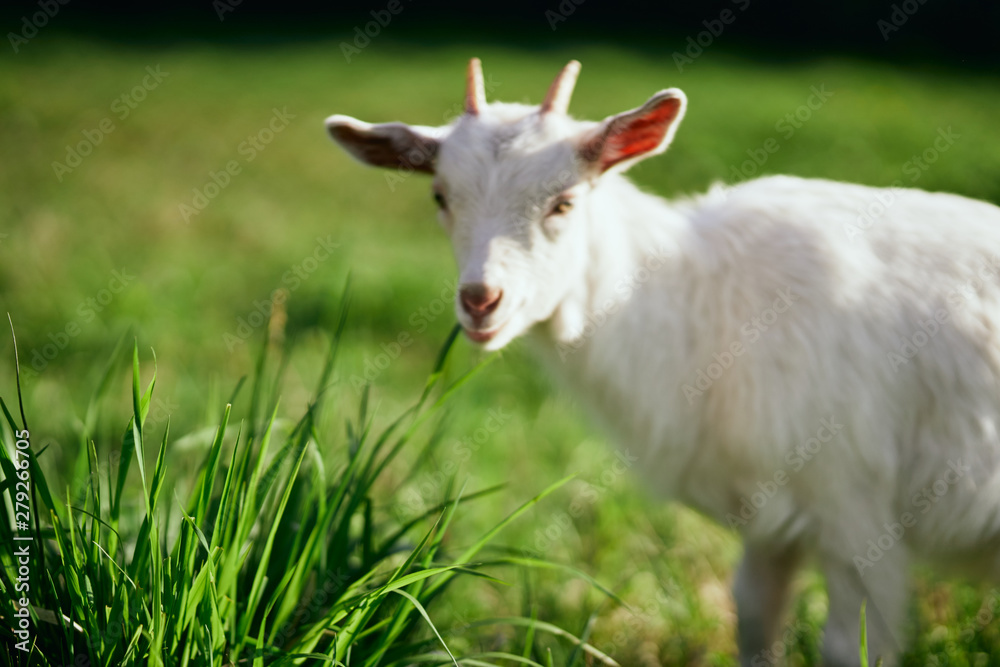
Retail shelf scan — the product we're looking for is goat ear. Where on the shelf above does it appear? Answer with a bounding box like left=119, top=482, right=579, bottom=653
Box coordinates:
left=578, top=89, right=686, bottom=175
left=325, top=115, right=442, bottom=174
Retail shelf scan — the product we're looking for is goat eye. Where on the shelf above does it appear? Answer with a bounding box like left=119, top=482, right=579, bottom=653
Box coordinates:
left=550, top=199, right=573, bottom=215
left=433, top=191, right=447, bottom=209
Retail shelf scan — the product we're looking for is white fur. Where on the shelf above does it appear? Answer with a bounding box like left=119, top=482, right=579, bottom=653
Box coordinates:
left=326, top=76, right=1000, bottom=667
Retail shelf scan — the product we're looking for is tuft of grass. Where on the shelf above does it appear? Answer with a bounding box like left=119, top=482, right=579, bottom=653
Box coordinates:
left=0, top=301, right=616, bottom=666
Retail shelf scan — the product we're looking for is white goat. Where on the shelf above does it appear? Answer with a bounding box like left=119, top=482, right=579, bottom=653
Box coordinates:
left=326, top=59, right=1000, bottom=666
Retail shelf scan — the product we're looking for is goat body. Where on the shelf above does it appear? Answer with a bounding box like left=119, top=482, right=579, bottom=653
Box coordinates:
left=326, top=58, right=1000, bottom=666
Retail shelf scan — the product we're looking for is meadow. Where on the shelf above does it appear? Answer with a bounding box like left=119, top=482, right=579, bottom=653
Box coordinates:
left=2, top=34, right=1000, bottom=665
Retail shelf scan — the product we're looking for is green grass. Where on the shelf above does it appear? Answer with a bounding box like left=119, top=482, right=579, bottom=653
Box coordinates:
left=2, top=36, right=1000, bottom=665
left=0, top=309, right=621, bottom=665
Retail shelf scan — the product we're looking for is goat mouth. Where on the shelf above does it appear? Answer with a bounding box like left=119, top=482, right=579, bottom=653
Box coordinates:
left=463, top=320, right=506, bottom=343
left=465, top=329, right=496, bottom=343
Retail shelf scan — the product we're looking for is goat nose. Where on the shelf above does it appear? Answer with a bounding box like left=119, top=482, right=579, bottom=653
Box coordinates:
left=459, top=284, right=503, bottom=317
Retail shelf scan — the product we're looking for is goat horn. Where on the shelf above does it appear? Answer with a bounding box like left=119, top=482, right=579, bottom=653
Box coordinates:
left=540, top=60, right=581, bottom=115
left=465, top=57, right=486, bottom=115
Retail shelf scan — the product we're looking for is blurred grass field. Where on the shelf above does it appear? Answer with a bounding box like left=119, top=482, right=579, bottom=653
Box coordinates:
left=3, top=36, right=1000, bottom=664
